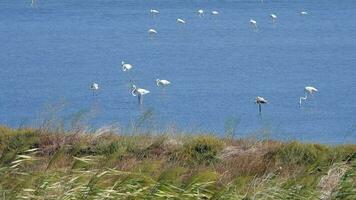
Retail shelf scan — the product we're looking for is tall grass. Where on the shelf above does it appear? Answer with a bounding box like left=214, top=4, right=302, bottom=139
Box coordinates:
left=0, top=125, right=355, bottom=199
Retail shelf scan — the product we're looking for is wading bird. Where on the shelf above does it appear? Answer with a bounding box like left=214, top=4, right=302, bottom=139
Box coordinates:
left=177, top=18, right=186, bottom=24
left=121, top=61, right=133, bottom=71
left=148, top=28, right=158, bottom=38
left=250, top=19, right=257, bottom=29
left=211, top=10, right=219, bottom=15
left=132, top=84, right=150, bottom=105
left=198, top=9, right=204, bottom=17
left=255, top=96, right=267, bottom=114
left=156, top=79, right=171, bottom=87
left=299, top=86, right=318, bottom=107
left=270, top=14, right=277, bottom=23
left=150, top=9, right=159, bottom=15
left=90, top=83, right=99, bottom=96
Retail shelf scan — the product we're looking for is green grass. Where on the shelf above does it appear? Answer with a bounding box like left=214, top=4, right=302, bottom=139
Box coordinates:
left=0, top=126, right=355, bottom=199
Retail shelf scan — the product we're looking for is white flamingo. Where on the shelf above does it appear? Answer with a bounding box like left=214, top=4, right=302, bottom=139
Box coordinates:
left=270, top=14, right=277, bottom=23
left=132, top=84, right=150, bottom=104
left=250, top=19, right=257, bottom=28
left=299, top=86, right=318, bottom=107
left=255, top=96, right=267, bottom=114
left=300, top=11, right=308, bottom=15
left=150, top=9, right=159, bottom=15
left=198, top=9, right=204, bottom=17
left=177, top=18, right=186, bottom=24
left=90, top=83, right=99, bottom=96
left=121, top=61, right=133, bottom=71
left=148, top=28, right=157, bottom=34
left=156, top=79, right=171, bottom=87
left=211, top=10, right=219, bottom=15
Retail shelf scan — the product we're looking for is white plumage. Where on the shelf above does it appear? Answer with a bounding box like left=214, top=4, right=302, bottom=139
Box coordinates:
left=177, top=18, right=186, bottom=24
left=150, top=9, right=159, bottom=15
left=299, top=86, right=318, bottom=107
left=121, top=61, right=133, bottom=71
left=156, top=79, right=171, bottom=87
left=198, top=9, right=204, bottom=17
left=132, top=85, right=150, bottom=104
left=148, top=28, right=158, bottom=35
left=211, top=10, right=219, bottom=15
left=300, top=11, right=308, bottom=15
left=90, top=83, right=99, bottom=91
left=250, top=19, right=257, bottom=28
left=270, top=14, right=277, bottom=22
left=255, top=96, right=267, bottom=114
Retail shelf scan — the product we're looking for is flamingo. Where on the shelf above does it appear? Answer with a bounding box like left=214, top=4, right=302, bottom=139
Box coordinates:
left=211, top=10, right=219, bottom=15
left=299, top=86, right=318, bottom=107
left=177, top=18, right=186, bottom=24
left=90, top=83, right=99, bottom=96
left=300, top=11, right=308, bottom=15
left=156, top=79, right=171, bottom=87
left=121, top=61, right=133, bottom=71
left=270, top=14, right=277, bottom=23
left=131, top=84, right=150, bottom=104
left=150, top=9, right=159, bottom=15
left=148, top=28, right=158, bottom=34
left=198, top=9, right=204, bottom=17
left=250, top=19, right=257, bottom=28
left=255, top=96, right=267, bottom=114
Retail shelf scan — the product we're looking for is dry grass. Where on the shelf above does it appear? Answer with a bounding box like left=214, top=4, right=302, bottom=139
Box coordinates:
left=0, top=126, right=355, bottom=199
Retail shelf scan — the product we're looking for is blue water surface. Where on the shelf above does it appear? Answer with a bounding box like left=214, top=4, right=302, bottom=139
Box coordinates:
left=0, top=0, right=355, bottom=143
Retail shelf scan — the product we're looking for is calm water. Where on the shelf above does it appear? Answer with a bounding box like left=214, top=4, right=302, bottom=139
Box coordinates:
left=1, top=0, right=356, bottom=143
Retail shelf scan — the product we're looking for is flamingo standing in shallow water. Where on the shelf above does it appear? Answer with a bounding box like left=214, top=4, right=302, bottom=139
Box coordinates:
left=270, top=14, right=277, bottom=23
left=121, top=61, right=133, bottom=71
left=156, top=79, right=171, bottom=87
left=132, top=84, right=150, bottom=105
left=148, top=28, right=157, bottom=35
left=198, top=9, right=204, bottom=17
left=177, top=18, right=186, bottom=24
left=255, top=96, right=267, bottom=115
left=150, top=9, right=159, bottom=15
left=211, top=10, right=219, bottom=15
left=250, top=19, right=257, bottom=29
left=90, top=83, right=99, bottom=96
left=299, top=86, right=318, bottom=107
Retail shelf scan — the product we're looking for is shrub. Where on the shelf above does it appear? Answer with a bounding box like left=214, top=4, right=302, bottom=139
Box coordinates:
left=182, top=135, right=224, bottom=165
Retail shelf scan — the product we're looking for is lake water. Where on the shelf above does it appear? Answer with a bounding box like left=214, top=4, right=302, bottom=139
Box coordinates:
left=1, top=0, right=355, bottom=143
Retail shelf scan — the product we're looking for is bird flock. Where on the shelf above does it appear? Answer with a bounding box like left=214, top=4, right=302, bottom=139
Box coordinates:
left=90, top=7, right=317, bottom=115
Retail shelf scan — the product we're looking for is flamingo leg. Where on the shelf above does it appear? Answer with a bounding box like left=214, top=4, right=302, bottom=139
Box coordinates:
left=258, top=104, right=262, bottom=114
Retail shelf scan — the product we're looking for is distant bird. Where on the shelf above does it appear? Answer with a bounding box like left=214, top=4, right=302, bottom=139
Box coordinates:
left=148, top=28, right=158, bottom=37
left=299, top=86, right=318, bottom=107
left=270, top=14, right=277, bottom=23
left=131, top=84, right=150, bottom=104
left=250, top=19, right=257, bottom=28
left=156, top=79, right=171, bottom=87
left=255, top=96, right=267, bottom=114
left=90, top=83, right=99, bottom=96
left=177, top=18, right=186, bottom=24
left=198, top=9, right=204, bottom=17
left=211, top=10, right=219, bottom=15
left=121, top=61, right=133, bottom=71
left=150, top=9, right=159, bottom=15
left=300, top=11, right=308, bottom=15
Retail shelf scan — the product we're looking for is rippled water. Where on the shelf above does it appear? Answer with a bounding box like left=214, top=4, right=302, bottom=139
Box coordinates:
left=1, top=0, right=355, bottom=143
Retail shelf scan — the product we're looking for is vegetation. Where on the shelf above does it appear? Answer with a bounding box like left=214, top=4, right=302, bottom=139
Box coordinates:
left=0, top=125, right=355, bottom=199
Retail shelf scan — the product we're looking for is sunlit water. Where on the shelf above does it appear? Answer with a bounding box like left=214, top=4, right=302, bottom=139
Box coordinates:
left=0, top=0, right=356, bottom=143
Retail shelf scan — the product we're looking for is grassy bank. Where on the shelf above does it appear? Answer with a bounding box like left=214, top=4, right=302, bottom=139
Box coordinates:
left=0, top=126, right=355, bottom=199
